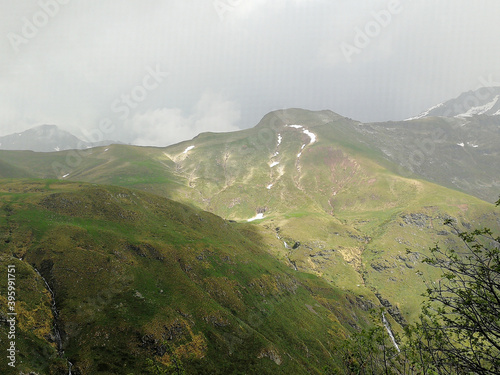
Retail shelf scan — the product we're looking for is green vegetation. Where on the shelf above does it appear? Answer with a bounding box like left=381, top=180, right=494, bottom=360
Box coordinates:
left=0, top=180, right=378, bottom=374
left=405, top=199, right=500, bottom=374
left=0, top=109, right=498, bottom=373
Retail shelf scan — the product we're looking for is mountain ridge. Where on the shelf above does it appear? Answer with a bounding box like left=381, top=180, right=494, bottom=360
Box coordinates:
left=405, top=86, right=500, bottom=120
left=0, top=104, right=499, bottom=373
left=0, top=124, right=118, bottom=152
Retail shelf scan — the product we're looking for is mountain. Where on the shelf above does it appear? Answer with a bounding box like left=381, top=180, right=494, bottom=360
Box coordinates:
left=0, top=108, right=497, bottom=318
left=405, top=86, right=500, bottom=120
left=0, top=106, right=499, bottom=374
left=0, top=180, right=375, bottom=374
left=0, top=125, right=117, bottom=152
left=358, top=115, right=500, bottom=203
left=361, top=87, right=500, bottom=203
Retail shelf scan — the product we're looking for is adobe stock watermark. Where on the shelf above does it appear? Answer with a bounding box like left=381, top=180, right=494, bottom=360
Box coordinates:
left=341, top=0, right=402, bottom=63
left=213, top=0, right=243, bottom=22
left=7, top=0, right=71, bottom=54
left=6, top=264, right=17, bottom=368
left=51, top=64, right=169, bottom=178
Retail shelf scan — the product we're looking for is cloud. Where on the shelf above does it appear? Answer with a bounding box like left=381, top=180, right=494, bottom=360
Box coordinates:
left=1, top=0, right=500, bottom=140
left=127, top=92, right=241, bottom=147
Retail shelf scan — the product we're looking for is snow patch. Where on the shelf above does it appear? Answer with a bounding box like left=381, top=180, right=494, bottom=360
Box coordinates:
left=62, top=173, right=70, bottom=178
left=404, top=102, right=444, bottom=121
left=297, top=152, right=302, bottom=158
left=269, top=161, right=279, bottom=168
left=183, top=145, right=195, bottom=154
left=277, top=134, right=282, bottom=146
left=266, top=183, right=273, bottom=190
left=288, top=124, right=303, bottom=129
left=104, top=148, right=109, bottom=152
left=456, top=95, right=500, bottom=117
left=303, top=129, right=316, bottom=143
left=247, top=213, right=264, bottom=222
left=54, top=147, right=60, bottom=151
left=457, top=142, right=465, bottom=147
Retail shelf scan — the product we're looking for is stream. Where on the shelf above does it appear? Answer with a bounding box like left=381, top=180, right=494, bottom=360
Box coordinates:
left=34, top=267, right=73, bottom=374
left=382, top=312, right=400, bottom=352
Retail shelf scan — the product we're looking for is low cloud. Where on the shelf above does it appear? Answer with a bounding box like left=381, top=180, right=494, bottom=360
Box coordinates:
left=127, top=92, right=241, bottom=147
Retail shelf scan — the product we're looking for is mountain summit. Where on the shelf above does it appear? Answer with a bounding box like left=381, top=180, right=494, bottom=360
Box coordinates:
left=0, top=124, right=116, bottom=152
left=405, top=87, right=500, bottom=120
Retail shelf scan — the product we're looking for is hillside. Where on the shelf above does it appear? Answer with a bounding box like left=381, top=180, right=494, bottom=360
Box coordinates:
left=0, top=109, right=498, bottom=332
left=362, top=115, right=500, bottom=203
left=0, top=180, right=378, bottom=375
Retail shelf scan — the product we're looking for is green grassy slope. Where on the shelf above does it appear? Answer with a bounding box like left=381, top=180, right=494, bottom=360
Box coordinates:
left=0, top=180, right=377, bottom=375
left=0, top=108, right=498, bottom=332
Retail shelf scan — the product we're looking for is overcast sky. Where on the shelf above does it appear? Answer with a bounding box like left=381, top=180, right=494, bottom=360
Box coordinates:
left=1, top=0, right=500, bottom=146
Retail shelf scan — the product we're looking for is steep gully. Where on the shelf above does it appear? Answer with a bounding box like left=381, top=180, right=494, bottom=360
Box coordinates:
left=33, top=267, right=73, bottom=374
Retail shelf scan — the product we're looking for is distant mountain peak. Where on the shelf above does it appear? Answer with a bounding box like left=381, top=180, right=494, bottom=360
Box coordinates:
left=405, top=87, right=500, bottom=120
left=0, top=124, right=117, bottom=152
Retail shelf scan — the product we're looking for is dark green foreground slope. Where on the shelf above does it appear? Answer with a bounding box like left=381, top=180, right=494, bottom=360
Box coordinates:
left=0, top=180, right=374, bottom=374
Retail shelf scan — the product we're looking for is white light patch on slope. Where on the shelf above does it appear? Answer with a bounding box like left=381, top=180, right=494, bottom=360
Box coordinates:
left=266, top=183, right=273, bottom=189
left=493, top=109, right=500, bottom=115
left=297, top=152, right=302, bottom=157
left=104, top=148, right=109, bottom=152
left=54, top=147, right=60, bottom=151
left=457, top=142, right=465, bottom=147
left=288, top=124, right=303, bottom=129
left=277, top=134, right=282, bottom=146
left=183, top=145, right=195, bottom=154
left=456, top=95, right=500, bottom=117
left=270, top=161, right=279, bottom=168
left=62, top=173, right=70, bottom=178
left=404, top=102, right=444, bottom=121
left=247, top=213, right=264, bottom=222
left=467, top=142, right=479, bottom=148
left=273, top=151, right=279, bottom=157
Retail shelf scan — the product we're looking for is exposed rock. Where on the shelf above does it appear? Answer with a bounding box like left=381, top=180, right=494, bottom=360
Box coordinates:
left=354, top=295, right=376, bottom=312
left=400, top=213, right=432, bottom=228
left=375, top=293, right=407, bottom=327
left=370, top=260, right=393, bottom=272
left=258, top=348, right=282, bottom=365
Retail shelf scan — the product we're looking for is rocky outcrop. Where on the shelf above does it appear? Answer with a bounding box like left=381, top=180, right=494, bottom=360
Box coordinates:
left=375, top=293, right=407, bottom=327
left=400, top=213, right=432, bottom=228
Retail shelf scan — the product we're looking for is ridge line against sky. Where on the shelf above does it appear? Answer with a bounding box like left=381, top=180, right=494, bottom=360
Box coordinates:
left=1, top=0, right=500, bottom=147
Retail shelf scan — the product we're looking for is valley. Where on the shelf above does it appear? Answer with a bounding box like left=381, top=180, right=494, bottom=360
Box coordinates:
left=0, top=105, right=499, bottom=374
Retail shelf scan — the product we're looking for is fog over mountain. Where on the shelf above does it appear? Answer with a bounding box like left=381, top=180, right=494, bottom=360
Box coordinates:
left=1, top=1, right=500, bottom=146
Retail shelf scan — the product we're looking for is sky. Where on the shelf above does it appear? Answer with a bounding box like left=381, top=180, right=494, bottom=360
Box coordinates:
left=1, top=0, right=500, bottom=146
